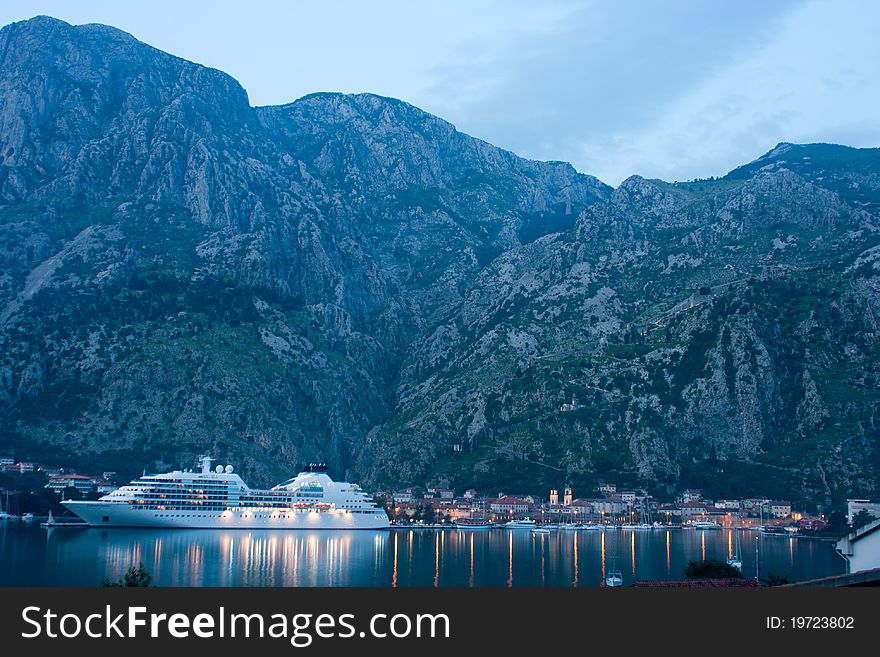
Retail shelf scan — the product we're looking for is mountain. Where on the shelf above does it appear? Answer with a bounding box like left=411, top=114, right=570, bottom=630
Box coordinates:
left=1, top=17, right=878, bottom=507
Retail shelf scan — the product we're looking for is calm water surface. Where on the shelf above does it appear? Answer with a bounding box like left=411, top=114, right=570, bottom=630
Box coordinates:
left=0, top=522, right=845, bottom=587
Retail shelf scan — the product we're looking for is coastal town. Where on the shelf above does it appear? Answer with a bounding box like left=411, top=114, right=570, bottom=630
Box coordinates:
left=378, top=479, right=878, bottom=533
left=2, top=454, right=880, bottom=588
left=4, top=455, right=877, bottom=537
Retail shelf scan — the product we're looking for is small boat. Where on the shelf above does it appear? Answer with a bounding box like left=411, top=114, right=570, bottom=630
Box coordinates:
left=505, top=518, right=537, bottom=529
left=21, top=512, right=34, bottom=522
left=605, top=569, right=623, bottom=587
left=454, top=518, right=492, bottom=529
left=2, top=491, right=20, bottom=519
left=40, top=510, right=55, bottom=527
left=727, top=525, right=743, bottom=570
left=758, top=525, right=787, bottom=536
left=691, top=520, right=722, bottom=530
left=531, top=527, right=551, bottom=534
left=40, top=509, right=87, bottom=528
left=580, top=523, right=603, bottom=531
left=560, top=523, right=581, bottom=531
left=783, top=525, right=799, bottom=534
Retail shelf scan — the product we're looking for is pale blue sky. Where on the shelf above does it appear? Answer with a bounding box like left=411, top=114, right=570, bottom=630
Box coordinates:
left=1, top=1, right=877, bottom=185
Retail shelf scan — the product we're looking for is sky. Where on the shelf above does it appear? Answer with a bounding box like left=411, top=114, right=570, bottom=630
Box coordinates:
left=0, top=0, right=878, bottom=185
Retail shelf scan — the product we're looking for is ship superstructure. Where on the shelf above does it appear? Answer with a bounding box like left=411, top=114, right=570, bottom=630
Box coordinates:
left=63, top=457, right=389, bottom=529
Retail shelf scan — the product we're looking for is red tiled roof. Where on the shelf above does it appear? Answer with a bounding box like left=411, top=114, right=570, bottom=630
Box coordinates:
left=491, top=496, right=530, bottom=505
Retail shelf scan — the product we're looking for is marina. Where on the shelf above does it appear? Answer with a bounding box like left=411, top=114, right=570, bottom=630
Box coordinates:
left=0, top=522, right=845, bottom=587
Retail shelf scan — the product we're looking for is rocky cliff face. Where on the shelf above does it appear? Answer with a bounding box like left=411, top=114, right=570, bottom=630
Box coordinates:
left=0, top=17, right=877, bottom=506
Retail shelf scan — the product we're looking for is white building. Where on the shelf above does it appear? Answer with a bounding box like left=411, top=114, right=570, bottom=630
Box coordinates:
left=769, top=501, right=792, bottom=519
left=836, top=519, right=880, bottom=573
left=681, top=489, right=702, bottom=503
left=393, top=489, right=415, bottom=503
left=846, top=499, right=880, bottom=524
left=45, top=474, right=96, bottom=494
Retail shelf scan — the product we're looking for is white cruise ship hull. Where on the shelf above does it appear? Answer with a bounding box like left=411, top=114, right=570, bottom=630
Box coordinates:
left=63, top=501, right=390, bottom=530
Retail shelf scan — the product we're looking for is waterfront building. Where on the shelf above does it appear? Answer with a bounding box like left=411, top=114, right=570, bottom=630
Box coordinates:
left=568, top=500, right=594, bottom=521
left=836, top=519, right=880, bottom=573
left=591, top=497, right=629, bottom=516
left=597, top=482, right=617, bottom=496
left=46, top=474, right=99, bottom=495
left=714, top=499, right=742, bottom=510
left=846, top=499, right=880, bottom=524
left=741, top=498, right=771, bottom=511
left=487, top=496, right=531, bottom=517
left=436, top=502, right=475, bottom=521
left=662, top=501, right=711, bottom=520
left=769, top=501, right=792, bottom=519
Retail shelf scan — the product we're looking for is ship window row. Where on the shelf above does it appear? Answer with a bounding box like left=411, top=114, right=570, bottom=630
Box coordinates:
left=138, top=479, right=235, bottom=487
left=132, top=504, right=383, bottom=514
left=129, top=481, right=240, bottom=490
left=143, top=509, right=383, bottom=516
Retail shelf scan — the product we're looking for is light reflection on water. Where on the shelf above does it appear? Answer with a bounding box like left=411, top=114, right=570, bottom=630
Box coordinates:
left=0, top=523, right=845, bottom=587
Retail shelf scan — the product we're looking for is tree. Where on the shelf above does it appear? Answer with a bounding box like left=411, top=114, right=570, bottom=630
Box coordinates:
left=684, top=559, right=743, bottom=580
left=103, top=562, right=153, bottom=587
left=423, top=504, right=436, bottom=524
left=851, top=510, right=877, bottom=530
left=765, top=572, right=790, bottom=587
left=821, top=510, right=849, bottom=536
left=61, top=486, right=83, bottom=501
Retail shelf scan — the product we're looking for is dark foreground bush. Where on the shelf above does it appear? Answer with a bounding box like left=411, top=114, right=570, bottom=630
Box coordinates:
left=103, top=562, right=153, bottom=587
left=684, top=559, right=743, bottom=580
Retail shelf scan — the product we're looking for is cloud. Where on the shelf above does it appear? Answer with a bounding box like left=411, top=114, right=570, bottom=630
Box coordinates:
left=0, top=0, right=876, bottom=185
left=411, top=0, right=879, bottom=185
left=565, top=0, right=880, bottom=183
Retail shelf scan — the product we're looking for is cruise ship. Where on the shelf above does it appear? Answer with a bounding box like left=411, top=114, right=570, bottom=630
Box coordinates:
left=63, top=457, right=389, bottom=529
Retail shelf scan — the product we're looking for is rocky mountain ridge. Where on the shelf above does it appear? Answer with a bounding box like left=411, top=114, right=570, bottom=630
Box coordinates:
left=1, top=17, right=878, bottom=507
